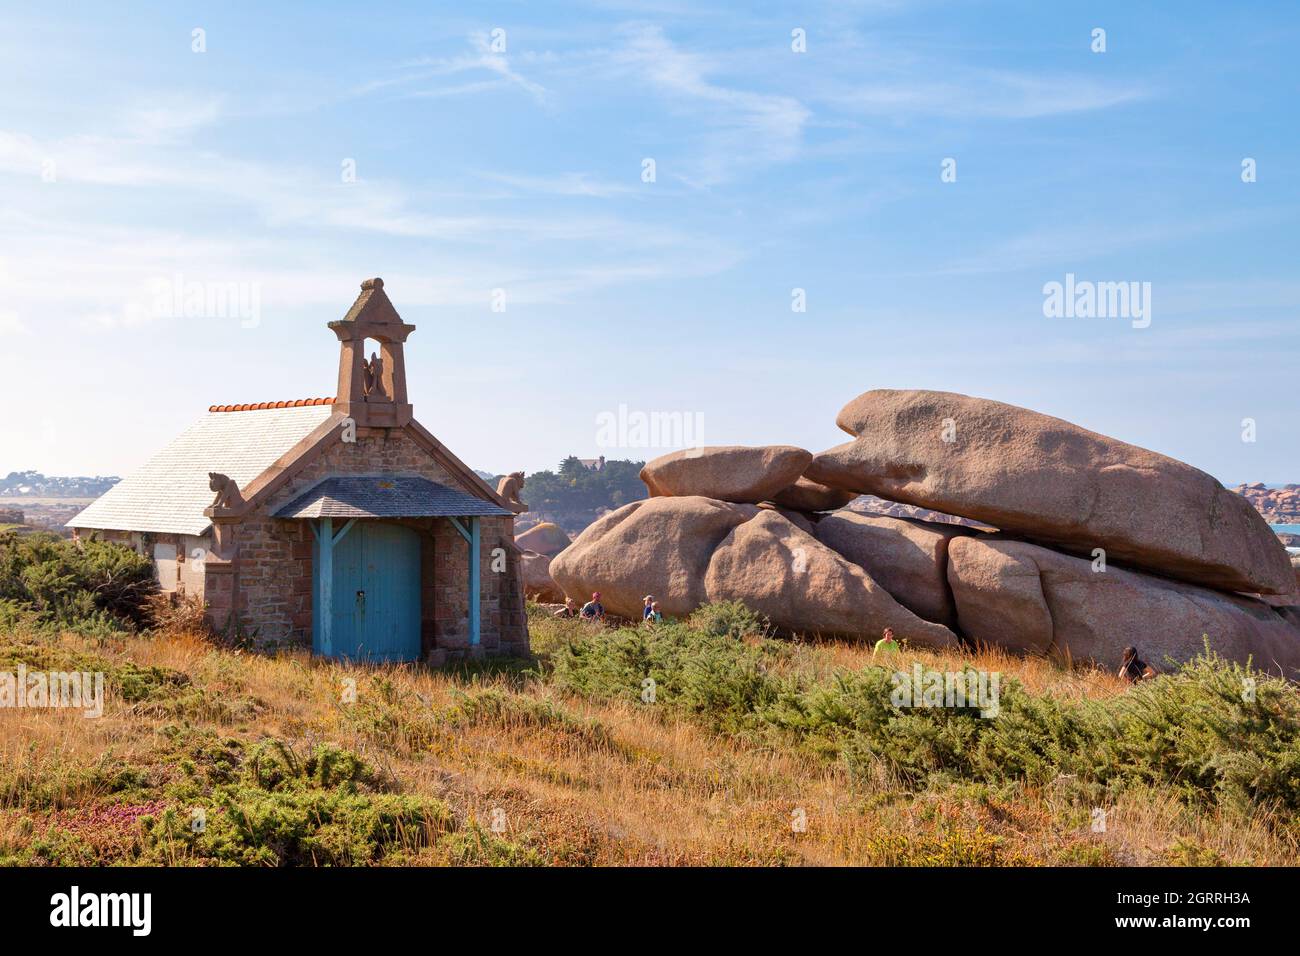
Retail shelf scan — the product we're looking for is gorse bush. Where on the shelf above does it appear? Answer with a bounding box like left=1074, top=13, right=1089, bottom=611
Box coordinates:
left=39, top=729, right=533, bottom=867
left=686, top=600, right=771, bottom=640
left=0, top=531, right=156, bottom=634
left=548, top=608, right=1300, bottom=824
left=550, top=619, right=793, bottom=733
left=137, top=734, right=449, bottom=866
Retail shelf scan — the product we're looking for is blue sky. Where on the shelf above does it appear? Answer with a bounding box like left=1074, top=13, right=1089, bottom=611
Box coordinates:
left=2, top=1, right=1297, bottom=484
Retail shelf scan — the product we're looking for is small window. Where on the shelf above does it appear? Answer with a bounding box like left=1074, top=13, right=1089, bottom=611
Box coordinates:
left=154, top=542, right=178, bottom=591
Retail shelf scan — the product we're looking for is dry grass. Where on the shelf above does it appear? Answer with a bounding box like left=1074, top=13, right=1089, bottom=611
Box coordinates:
left=756, top=634, right=1131, bottom=701
left=0, top=617, right=1295, bottom=866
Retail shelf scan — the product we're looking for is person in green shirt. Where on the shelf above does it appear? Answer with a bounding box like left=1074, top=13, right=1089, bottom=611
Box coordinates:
left=872, top=627, right=899, bottom=658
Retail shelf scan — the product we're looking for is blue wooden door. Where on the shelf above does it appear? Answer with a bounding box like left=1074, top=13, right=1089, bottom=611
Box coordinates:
left=314, top=522, right=421, bottom=662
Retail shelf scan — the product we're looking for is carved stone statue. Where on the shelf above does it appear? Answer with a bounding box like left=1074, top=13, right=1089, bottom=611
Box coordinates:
left=208, top=472, right=245, bottom=511
left=362, top=351, right=385, bottom=398
left=496, top=471, right=528, bottom=514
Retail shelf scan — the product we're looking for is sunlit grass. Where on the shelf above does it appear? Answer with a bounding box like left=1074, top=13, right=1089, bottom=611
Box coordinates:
left=0, top=604, right=1295, bottom=866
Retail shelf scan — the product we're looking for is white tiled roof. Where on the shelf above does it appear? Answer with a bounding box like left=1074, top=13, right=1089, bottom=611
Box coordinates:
left=68, top=405, right=335, bottom=536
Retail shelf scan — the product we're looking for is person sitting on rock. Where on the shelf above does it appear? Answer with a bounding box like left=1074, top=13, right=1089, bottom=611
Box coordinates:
left=580, top=592, right=605, bottom=621
left=644, top=601, right=663, bottom=626
left=1118, top=646, right=1157, bottom=683
left=642, top=595, right=655, bottom=621
left=872, top=627, right=899, bottom=658
left=554, top=598, right=579, bottom=619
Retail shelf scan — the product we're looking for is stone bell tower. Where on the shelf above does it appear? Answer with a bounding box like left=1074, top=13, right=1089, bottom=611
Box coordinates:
left=330, top=277, right=415, bottom=428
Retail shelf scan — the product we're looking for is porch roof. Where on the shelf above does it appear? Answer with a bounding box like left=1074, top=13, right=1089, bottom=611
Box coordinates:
left=275, top=475, right=512, bottom=520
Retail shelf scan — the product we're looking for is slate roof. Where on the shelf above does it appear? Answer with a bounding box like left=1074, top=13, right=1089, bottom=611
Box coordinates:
left=275, top=475, right=511, bottom=519
left=68, top=404, right=335, bottom=536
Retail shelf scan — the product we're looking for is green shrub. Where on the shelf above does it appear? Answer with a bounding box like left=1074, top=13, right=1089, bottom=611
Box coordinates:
left=141, top=787, right=451, bottom=866
left=0, top=531, right=157, bottom=634
left=551, top=620, right=792, bottom=733
left=687, top=600, right=771, bottom=640
left=548, top=618, right=1300, bottom=824
left=139, top=734, right=451, bottom=866
left=438, top=824, right=545, bottom=866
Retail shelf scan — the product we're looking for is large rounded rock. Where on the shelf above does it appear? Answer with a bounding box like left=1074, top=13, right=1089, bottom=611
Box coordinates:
left=640, top=445, right=812, bottom=503
left=806, top=389, right=1292, bottom=594
left=706, top=510, right=958, bottom=647
left=550, top=496, right=757, bottom=618
left=770, top=477, right=858, bottom=513
left=549, top=494, right=958, bottom=647
left=814, top=512, right=972, bottom=628
left=515, top=521, right=572, bottom=558
left=520, top=549, right=564, bottom=602
left=947, top=536, right=1300, bottom=676
left=755, top=502, right=817, bottom=535
left=943, top=539, right=1054, bottom=654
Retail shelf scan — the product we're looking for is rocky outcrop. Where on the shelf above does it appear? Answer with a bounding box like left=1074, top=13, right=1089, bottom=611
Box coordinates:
left=814, top=512, right=973, bottom=628
left=640, top=446, right=812, bottom=504
left=947, top=536, right=1300, bottom=677
left=806, top=389, right=1293, bottom=594
left=515, top=521, right=572, bottom=558
left=551, top=496, right=756, bottom=618
left=706, top=510, right=958, bottom=647
left=1236, top=482, right=1300, bottom=523
left=550, top=496, right=957, bottom=647
left=543, top=387, right=1300, bottom=674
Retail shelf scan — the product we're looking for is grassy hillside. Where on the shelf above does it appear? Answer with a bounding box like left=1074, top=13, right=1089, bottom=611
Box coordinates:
left=1, top=604, right=1298, bottom=866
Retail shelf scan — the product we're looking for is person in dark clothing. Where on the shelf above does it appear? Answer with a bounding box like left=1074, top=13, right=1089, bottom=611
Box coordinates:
left=553, top=598, right=579, bottom=619
left=1118, top=646, right=1157, bottom=683
left=580, top=592, right=605, bottom=620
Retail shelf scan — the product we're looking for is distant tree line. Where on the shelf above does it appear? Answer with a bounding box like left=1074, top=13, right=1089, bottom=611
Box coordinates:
left=487, top=458, right=647, bottom=533
left=1, top=471, right=120, bottom=497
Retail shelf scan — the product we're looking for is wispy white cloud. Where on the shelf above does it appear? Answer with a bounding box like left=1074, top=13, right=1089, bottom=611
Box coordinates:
left=122, top=96, right=225, bottom=143
left=476, top=170, right=637, bottom=198
left=0, top=120, right=655, bottom=243
left=835, top=69, right=1148, bottom=119
left=357, top=31, right=550, bottom=105
left=923, top=207, right=1271, bottom=277
left=608, top=24, right=811, bottom=184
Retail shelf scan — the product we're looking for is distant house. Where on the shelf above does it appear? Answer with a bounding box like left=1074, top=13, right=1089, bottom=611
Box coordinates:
left=69, top=278, right=527, bottom=663
left=576, top=456, right=606, bottom=472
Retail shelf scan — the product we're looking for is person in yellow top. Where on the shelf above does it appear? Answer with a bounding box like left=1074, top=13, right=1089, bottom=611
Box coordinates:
left=872, top=627, right=899, bottom=658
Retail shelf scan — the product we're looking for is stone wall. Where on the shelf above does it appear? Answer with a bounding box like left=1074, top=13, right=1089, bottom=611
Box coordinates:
left=422, top=513, right=527, bottom=660
left=81, top=529, right=209, bottom=600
